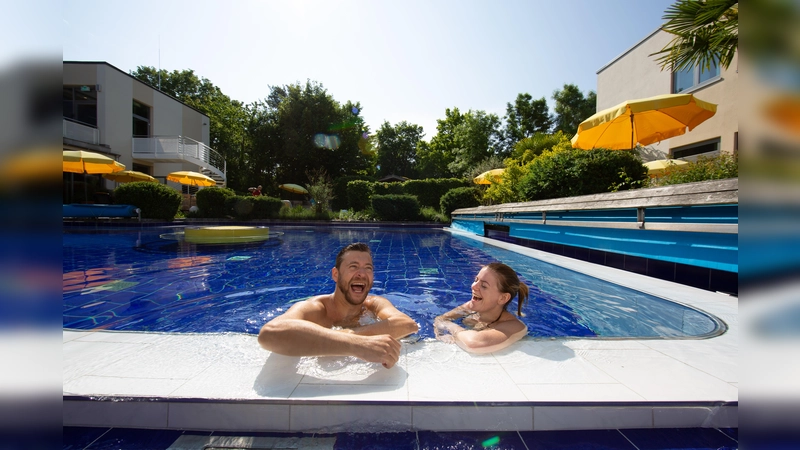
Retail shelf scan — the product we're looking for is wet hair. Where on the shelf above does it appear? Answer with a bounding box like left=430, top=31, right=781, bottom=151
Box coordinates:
left=485, top=262, right=529, bottom=316
left=335, top=242, right=372, bottom=269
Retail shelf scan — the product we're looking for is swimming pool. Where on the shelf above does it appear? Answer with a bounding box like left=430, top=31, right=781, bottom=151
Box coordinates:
left=63, top=226, right=725, bottom=339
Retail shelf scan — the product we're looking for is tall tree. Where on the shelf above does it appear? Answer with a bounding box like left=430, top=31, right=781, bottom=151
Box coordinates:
left=375, top=121, right=424, bottom=178
left=448, top=110, right=503, bottom=177
left=650, top=0, right=738, bottom=72
left=503, top=93, right=553, bottom=154
left=416, top=108, right=463, bottom=179
left=269, top=81, right=370, bottom=185
left=552, top=84, right=596, bottom=137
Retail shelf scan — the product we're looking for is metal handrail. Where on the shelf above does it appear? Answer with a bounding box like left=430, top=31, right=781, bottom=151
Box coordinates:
left=132, top=135, right=226, bottom=181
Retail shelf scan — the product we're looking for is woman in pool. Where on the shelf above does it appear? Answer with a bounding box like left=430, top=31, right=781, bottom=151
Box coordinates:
left=434, top=262, right=529, bottom=354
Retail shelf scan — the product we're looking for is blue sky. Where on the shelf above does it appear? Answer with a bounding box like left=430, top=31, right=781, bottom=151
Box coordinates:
left=17, top=0, right=673, bottom=138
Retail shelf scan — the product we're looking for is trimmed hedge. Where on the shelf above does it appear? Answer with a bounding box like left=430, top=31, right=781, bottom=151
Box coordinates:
left=440, top=187, right=482, bottom=216
left=371, top=194, right=421, bottom=221
left=403, top=178, right=469, bottom=208
left=113, top=181, right=181, bottom=220
left=332, top=175, right=372, bottom=211
left=373, top=182, right=405, bottom=196
left=195, top=186, right=236, bottom=218
left=347, top=180, right=374, bottom=212
left=224, top=195, right=283, bottom=220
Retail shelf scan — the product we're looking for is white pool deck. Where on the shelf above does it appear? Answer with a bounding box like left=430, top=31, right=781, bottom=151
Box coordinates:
left=63, top=230, right=738, bottom=432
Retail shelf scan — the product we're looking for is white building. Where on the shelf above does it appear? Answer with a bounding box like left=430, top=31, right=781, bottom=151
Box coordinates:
left=63, top=61, right=226, bottom=204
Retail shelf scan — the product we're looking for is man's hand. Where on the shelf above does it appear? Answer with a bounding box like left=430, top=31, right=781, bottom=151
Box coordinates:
left=355, top=334, right=401, bottom=368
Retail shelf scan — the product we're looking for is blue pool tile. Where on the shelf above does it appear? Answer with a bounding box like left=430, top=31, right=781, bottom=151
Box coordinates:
left=519, top=429, right=637, bottom=450
left=620, top=427, right=738, bottom=450
left=334, top=431, right=417, bottom=449
left=718, top=427, right=738, bottom=442
left=63, top=426, right=111, bottom=449
left=418, top=430, right=527, bottom=449
left=78, top=427, right=183, bottom=449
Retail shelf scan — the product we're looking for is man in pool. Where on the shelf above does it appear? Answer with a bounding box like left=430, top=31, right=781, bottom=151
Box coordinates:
left=258, top=242, right=419, bottom=369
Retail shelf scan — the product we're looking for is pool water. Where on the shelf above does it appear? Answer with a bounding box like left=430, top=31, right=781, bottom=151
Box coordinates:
left=63, top=227, right=724, bottom=339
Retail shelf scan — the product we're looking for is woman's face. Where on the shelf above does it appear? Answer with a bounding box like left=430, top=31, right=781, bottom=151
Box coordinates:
left=466, top=266, right=508, bottom=311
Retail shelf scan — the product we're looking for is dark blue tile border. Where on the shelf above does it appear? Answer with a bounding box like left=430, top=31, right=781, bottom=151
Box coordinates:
left=63, top=427, right=741, bottom=450
left=620, top=427, right=738, bottom=450
left=520, top=429, right=637, bottom=449
left=483, top=229, right=738, bottom=295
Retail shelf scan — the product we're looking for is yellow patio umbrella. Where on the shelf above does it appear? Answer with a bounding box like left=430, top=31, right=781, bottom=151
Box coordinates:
left=63, top=150, right=125, bottom=174
left=474, top=168, right=505, bottom=185
left=166, top=171, right=216, bottom=187
left=643, top=159, right=690, bottom=176
left=103, top=170, right=157, bottom=183
left=571, top=94, right=717, bottom=150
left=63, top=150, right=125, bottom=203
left=279, top=183, right=309, bottom=194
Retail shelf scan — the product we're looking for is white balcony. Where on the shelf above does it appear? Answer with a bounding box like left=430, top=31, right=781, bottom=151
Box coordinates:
left=132, top=135, right=226, bottom=184
left=63, top=119, right=99, bottom=145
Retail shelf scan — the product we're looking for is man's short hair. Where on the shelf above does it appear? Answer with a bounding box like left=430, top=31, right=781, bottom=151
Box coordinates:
left=335, top=242, right=372, bottom=268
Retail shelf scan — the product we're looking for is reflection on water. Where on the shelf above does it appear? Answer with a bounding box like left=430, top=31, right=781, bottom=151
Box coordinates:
left=62, top=227, right=723, bottom=339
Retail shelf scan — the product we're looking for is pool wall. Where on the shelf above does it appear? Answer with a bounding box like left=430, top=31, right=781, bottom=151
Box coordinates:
left=452, top=179, right=738, bottom=294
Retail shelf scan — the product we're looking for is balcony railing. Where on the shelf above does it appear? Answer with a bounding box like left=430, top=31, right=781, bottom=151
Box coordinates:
left=63, top=118, right=99, bottom=145
left=132, top=135, right=226, bottom=181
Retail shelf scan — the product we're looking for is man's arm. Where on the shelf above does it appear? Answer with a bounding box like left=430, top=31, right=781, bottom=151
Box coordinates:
left=257, top=299, right=401, bottom=368
left=348, top=296, right=419, bottom=338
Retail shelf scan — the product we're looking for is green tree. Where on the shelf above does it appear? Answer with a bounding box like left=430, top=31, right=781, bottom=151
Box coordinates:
left=416, top=108, right=464, bottom=179
left=503, top=93, right=552, bottom=154
left=448, top=110, right=503, bottom=177
left=511, top=131, right=571, bottom=164
left=552, top=84, right=596, bottom=137
left=130, top=67, right=250, bottom=191
left=650, top=0, right=738, bottom=72
left=375, top=121, right=424, bottom=178
left=266, top=81, right=372, bottom=186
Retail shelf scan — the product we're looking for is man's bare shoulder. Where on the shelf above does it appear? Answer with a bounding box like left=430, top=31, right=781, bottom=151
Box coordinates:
left=364, top=294, right=390, bottom=309
left=280, top=295, right=330, bottom=320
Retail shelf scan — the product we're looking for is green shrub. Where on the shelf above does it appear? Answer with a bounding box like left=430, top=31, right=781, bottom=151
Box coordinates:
left=279, top=204, right=334, bottom=220
left=347, top=180, right=374, bottom=211
left=195, top=186, right=236, bottom=218
left=403, top=178, right=469, bottom=208
left=252, top=196, right=284, bottom=219
left=518, top=148, right=647, bottom=201
left=651, top=153, right=738, bottom=186
left=420, top=206, right=450, bottom=223
left=113, top=182, right=181, bottom=220
left=373, top=182, right=405, bottom=196
left=371, top=194, right=421, bottom=221
left=440, top=187, right=482, bottom=215
left=225, top=195, right=255, bottom=220
left=331, top=175, right=372, bottom=211
left=336, top=208, right=375, bottom=221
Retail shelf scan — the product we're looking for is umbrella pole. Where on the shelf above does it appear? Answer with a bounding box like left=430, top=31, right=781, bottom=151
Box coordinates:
left=630, top=114, right=634, bottom=150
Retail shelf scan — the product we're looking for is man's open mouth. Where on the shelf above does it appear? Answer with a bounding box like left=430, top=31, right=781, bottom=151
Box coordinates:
left=351, top=283, right=366, bottom=293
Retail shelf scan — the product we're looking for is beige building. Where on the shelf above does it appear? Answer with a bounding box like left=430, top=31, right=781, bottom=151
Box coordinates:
left=63, top=61, right=226, bottom=204
left=596, top=29, right=738, bottom=161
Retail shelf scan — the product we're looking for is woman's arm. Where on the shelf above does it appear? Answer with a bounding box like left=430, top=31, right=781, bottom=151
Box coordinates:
left=452, top=321, right=528, bottom=354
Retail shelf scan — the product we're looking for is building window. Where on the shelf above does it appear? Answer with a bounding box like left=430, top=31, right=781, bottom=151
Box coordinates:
left=671, top=137, right=720, bottom=160
left=132, top=163, right=151, bottom=175
left=63, top=85, right=97, bottom=126
left=133, top=100, right=151, bottom=136
left=672, top=60, right=720, bottom=93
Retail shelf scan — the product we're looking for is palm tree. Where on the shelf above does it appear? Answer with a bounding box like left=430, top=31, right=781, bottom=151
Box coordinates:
left=651, top=0, right=738, bottom=71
